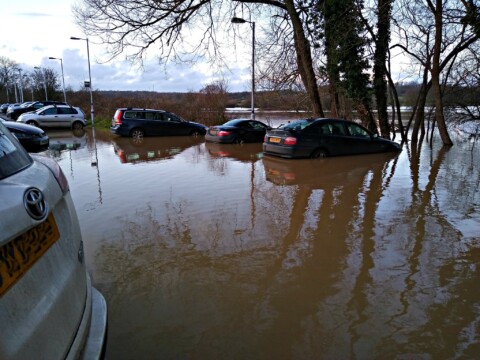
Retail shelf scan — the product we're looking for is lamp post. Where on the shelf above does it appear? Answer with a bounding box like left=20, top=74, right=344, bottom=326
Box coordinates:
left=49, top=57, right=67, bottom=103
left=34, top=66, right=48, bottom=101
left=231, top=16, right=256, bottom=120
left=70, top=36, right=94, bottom=126
left=17, top=69, right=24, bottom=103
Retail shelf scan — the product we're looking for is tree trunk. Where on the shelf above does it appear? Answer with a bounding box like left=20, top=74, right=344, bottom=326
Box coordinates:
left=374, top=0, right=392, bottom=139
left=430, top=0, right=453, bottom=146
left=284, top=0, right=325, bottom=117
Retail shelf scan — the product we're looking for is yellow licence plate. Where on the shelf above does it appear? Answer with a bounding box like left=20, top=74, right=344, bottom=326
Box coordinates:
left=269, top=137, right=281, bottom=143
left=0, top=214, right=60, bottom=296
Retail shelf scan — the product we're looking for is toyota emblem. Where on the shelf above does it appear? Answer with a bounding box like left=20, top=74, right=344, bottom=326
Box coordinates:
left=24, top=187, right=48, bottom=220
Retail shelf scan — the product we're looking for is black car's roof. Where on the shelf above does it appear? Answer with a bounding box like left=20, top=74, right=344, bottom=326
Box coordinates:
left=0, top=119, right=44, bottom=134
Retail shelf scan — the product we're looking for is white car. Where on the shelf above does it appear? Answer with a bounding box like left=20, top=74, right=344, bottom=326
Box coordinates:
left=17, top=105, right=87, bottom=130
left=0, top=121, right=107, bottom=359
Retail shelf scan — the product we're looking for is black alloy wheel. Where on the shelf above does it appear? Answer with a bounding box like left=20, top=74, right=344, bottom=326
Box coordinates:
left=310, top=148, right=328, bottom=158
left=26, top=120, right=38, bottom=127
left=235, top=137, right=245, bottom=145
left=130, top=128, right=145, bottom=140
left=72, top=121, right=84, bottom=130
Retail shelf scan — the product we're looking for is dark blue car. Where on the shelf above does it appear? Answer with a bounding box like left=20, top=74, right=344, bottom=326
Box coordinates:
left=111, top=108, right=207, bottom=139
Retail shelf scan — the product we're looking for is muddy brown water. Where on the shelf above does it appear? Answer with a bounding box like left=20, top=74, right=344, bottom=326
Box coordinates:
left=45, top=128, right=480, bottom=359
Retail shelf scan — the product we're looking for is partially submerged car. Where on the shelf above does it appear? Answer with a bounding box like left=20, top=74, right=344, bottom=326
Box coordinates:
left=263, top=118, right=401, bottom=158
left=0, top=120, right=107, bottom=359
left=205, top=119, right=271, bottom=144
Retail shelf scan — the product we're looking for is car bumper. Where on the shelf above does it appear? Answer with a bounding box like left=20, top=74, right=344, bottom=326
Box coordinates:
left=67, top=274, right=107, bottom=360
left=205, top=134, right=235, bottom=143
left=263, top=143, right=304, bottom=158
left=110, top=126, right=129, bottom=137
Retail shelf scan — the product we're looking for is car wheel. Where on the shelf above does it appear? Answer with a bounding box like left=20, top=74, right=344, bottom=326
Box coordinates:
left=26, top=120, right=38, bottom=127
left=190, top=130, right=201, bottom=137
left=130, top=128, right=145, bottom=140
left=235, top=137, right=245, bottom=145
left=310, top=148, right=328, bottom=158
left=72, top=121, right=84, bottom=130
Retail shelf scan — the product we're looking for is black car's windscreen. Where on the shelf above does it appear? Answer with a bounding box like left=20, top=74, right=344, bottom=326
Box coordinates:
left=0, top=123, right=32, bottom=180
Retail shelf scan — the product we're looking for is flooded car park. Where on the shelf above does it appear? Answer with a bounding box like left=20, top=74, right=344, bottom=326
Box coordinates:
left=43, top=128, right=480, bottom=359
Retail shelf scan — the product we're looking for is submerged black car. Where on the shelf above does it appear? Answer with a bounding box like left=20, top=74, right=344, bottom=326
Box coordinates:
left=205, top=119, right=271, bottom=144
left=0, top=119, right=49, bottom=152
left=263, top=118, right=401, bottom=159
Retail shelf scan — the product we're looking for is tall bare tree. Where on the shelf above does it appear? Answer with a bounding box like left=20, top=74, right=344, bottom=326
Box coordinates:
left=0, top=57, right=21, bottom=103
left=73, top=0, right=325, bottom=116
left=392, top=0, right=479, bottom=145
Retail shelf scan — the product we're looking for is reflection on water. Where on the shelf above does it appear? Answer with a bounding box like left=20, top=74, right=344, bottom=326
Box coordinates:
left=112, top=136, right=204, bottom=164
left=52, top=130, right=480, bottom=359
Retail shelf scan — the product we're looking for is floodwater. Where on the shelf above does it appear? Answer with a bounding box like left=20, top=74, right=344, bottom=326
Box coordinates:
left=44, top=127, right=479, bottom=359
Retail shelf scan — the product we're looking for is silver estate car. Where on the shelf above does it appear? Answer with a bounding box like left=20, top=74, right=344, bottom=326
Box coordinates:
left=17, top=105, right=86, bottom=130
left=0, top=121, right=107, bottom=359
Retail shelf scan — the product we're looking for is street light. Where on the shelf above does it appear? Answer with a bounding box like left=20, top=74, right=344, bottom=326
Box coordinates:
left=34, top=66, right=48, bottom=101
left=70, top=36, right=94, bottom=126
left=49, top=57, right=67, bottom=103
left=17, top=69, right=24, bottom=103
left=231, top=16, right=256, bottom=120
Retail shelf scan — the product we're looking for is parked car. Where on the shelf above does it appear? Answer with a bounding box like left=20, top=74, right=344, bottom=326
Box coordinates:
left=0, top=120, right=107, bottom=359
left=111, top=108, right=207, bottom=139
left=7, top=101, right=66, bottom=120
left=5, top=102, right=23, bottom=115
left=1, top=103, right=13, bottom=114
left=205, top=119, right=272, bottom=144
left=17, top=105, right=86, bottom=130
left=263, top=118, right=401, bottom=158
left=0, top=118, right=49, bottom=152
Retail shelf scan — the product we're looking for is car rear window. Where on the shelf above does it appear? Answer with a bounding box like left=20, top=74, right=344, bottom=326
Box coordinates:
left=280, top=119, right=315, bottom=131
left=58, top=107, right=77, bottom=115
left=124, top=111, right=145, bottom=119
left=0, top=122, right=32, bottom=180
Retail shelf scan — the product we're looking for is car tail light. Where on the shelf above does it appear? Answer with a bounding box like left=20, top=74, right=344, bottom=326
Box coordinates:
left=284, top=137, right=297, bottom=145
left=117, top=150, right=127, bottom=163
left=31, top=155, right=69, bottom=194
left=114, top=110, right=124, bottom=125
left=218, top=131, right=231, bottom=137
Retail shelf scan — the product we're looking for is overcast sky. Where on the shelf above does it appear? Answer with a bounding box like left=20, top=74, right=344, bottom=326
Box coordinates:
left=0, top=0, right=253, bottom=93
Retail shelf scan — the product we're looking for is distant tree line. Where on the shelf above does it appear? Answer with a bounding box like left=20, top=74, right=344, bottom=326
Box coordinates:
left=1, top=54, right=479, bottom=131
